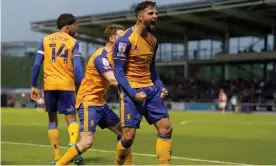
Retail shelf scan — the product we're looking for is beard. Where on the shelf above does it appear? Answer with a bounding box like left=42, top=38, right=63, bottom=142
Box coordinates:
left=146, top=23, right=156, bottom=33
left=148, top=25, right=155, bottom=33
left=69, top=31, right=76, bottom=37
left=144, top=19, right=156, bottom=33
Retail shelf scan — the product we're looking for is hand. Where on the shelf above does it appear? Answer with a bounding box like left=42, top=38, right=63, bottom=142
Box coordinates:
left=134, top=91, right=147, bottom=104
left=31, top=87, right=41, bottom=102
left=160, top=88, right=169, bottom=100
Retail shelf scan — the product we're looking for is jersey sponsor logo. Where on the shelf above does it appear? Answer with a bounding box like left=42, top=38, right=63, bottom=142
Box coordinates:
left=134, top=56, right=152, bottom=63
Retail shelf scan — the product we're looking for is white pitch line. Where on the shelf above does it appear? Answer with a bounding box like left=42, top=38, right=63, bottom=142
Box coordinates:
left=1, top=141, right=251, bottom=165
left=180, top=121, right=189, bottom=125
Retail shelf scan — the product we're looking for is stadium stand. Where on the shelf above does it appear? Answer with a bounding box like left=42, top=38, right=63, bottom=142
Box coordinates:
left=3, top=0, right=276, bottom=111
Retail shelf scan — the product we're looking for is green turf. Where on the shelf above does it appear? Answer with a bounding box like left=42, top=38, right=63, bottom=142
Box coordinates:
left=1, top=108, right=276, bottom=165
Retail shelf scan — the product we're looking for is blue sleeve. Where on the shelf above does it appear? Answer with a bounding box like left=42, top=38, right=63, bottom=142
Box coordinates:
left=113, top=37, right=137, bottom=98
left=150, top=44, right=164, bottom=89
left=38, top=39, right=44, bottom=52
left=73, top=41, right=81, bottom=56
left=94, top=55, right=112, bottom=74
left=73, top=56, right=84, bottom=86
left=72, top=41, right=84, bottom=86
left=31, top=40, right=44, bottom=87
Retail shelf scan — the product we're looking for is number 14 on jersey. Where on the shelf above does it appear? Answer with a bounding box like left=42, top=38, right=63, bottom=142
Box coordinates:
left=49, top=43, right=69, bottom=64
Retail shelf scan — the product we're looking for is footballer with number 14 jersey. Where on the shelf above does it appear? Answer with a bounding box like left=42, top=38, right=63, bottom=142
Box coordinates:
left=31, top=13, right=84, bottom=165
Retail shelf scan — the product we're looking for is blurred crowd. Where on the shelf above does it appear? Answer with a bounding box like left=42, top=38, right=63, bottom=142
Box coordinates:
left=2, top=78, right=276, bottom=108
left=159, top=76, right=276, bottom=103
left=106, top=77, right=276, bottom=104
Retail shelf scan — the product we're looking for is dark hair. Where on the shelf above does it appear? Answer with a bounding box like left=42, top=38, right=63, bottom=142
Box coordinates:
left=135, top=0, right=156, bottom=15
left=104, top=24, right=125, bottom=42
left=56, top=13, right=76, bottom=29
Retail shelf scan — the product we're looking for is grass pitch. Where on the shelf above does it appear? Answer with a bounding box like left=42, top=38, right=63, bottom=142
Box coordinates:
left=1, top=108, right=276, bottom=165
